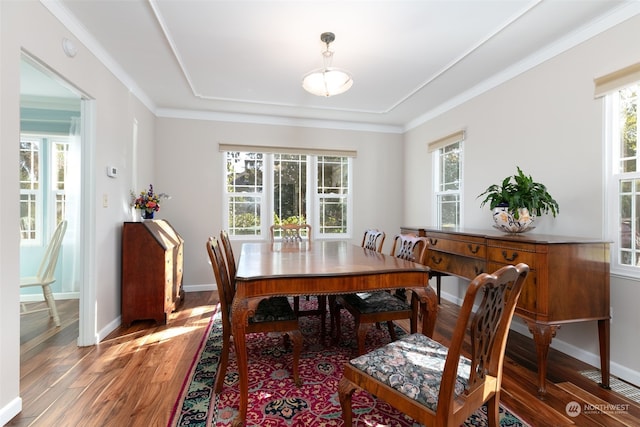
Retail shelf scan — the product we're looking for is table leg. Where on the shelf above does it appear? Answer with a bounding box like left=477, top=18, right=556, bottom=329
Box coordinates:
left=598, top=318, right=611, bottom=389
left=526, top=321, right=559, bottom=397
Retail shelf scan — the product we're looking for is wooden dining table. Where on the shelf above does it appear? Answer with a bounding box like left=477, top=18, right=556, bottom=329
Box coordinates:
left=231, top=240, right=436, bottom=427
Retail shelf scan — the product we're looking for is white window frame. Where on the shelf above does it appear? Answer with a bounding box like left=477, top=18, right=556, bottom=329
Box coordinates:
left=432, top=139, right=464, bottom=228
left=20, top=135, right=43, bottom=244
left=50, top=137, right=69, bottom=233
left=223, top=151, right=353, bottom=240
left=312, top=155, right=353, bottom=239
left=271, top=153, right=311, bottom=233
left=606, top=82, right=640, bottom=277
left=223, top=152, right=267, bottom=239
left=20, top=134, right=70, bottom=245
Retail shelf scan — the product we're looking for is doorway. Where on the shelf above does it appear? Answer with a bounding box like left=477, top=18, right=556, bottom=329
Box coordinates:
left=19, top=53, right=86, bottom=347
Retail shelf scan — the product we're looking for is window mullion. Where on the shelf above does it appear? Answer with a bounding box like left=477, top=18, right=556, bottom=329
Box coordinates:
left=308, top=156, right=316, bottom=238
left=266, top=153, right=274, bottom=236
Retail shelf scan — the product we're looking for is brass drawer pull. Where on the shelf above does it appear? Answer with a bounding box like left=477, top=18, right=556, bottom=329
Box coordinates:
left=502, top=250, right=518, bottom=262
left=468, top=244, right=480, bottom=254
left=430, top=256, right=443, bottom=265
left=429, top=238, right=438, bottom=246
left=474, top=266, right=483, bottom=276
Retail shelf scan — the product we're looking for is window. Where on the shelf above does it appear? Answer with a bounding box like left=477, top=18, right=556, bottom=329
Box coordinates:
left=20, top=137, right=40, bottom=241
left=225, top=152, right=264, bottom=236
left=52, top=140, right=69, bottom=226
left=274, top=153, right=308, bottom=225
left=19, top=134, right=69, bottom=243
left=316, top=156, right=350, bottom=234
left=224, top=150, right=352, bottom=239
left=430, top=132, right=464, bottom=227
left=608, top=82, right=639, bottom=273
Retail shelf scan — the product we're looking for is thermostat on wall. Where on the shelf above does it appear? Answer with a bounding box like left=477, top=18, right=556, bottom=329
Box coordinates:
left=107, top=165, right=118, bottom=178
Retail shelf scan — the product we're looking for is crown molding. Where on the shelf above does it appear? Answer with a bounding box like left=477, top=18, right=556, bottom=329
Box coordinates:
left=41, top=0, right=156, bottom=113
left=155, top=108, right=404, bottom=134
left=42, top=0, right=639, bottom=135
left=404, top=1, right=640, bottom=132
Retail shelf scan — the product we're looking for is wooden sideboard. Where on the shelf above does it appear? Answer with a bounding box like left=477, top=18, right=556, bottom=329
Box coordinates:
left=121, top=220, right=184, bottom=326
left=401, top=226, right=611, bottom=395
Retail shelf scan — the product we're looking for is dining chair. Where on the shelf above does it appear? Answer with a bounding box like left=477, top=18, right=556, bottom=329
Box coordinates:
left=339, top=263, right=529, bottom=427
left=219, top=229, right=236, bottom=283
left=270, top=223, right=327, bottom=336
left=20, top=220, right=67, bottom=327
left=207, top=236, right=303, bottom=392
left=361, top=228, right=385, bottom=252
left=269, top=223, right=312, bottom=242
left=329, top=229, right=386, bottom=336
left=334, top=233, right=434, bottom=355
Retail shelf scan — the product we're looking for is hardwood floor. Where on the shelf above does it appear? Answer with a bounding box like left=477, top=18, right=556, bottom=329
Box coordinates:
left=10, top=294, right=640, bottom=427
left=11, top=295, right=217, bottom=427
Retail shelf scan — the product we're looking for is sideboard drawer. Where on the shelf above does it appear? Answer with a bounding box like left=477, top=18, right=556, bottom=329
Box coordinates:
left=427, top=234, right=486, bottom=259
left=426, top=251, right=486, bottom=279
left=486, top=242, right=537, bottom=268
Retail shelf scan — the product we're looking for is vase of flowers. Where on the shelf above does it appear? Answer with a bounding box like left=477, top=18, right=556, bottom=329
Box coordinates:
left=131, top=184, right=170, bottom=220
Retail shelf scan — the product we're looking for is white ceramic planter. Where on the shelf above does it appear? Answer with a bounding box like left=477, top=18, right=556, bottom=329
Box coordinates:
left=492, top=206, right=535, bottom=233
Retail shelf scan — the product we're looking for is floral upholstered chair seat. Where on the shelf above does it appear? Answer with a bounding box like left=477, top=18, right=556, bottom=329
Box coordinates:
left=247, top=297, right=298, bottom=323
left=348, top=333, right=471, bottom=412
left=340, top=291, right=409, bottom=314
left=340, top=264, right=529, bottom=426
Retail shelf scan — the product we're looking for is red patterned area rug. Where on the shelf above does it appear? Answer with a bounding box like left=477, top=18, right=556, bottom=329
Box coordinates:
left=169, top=301, right=530, bottom=427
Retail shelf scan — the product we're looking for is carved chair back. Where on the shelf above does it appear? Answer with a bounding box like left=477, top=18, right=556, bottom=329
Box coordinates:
left=339, top=263, right=530, bottom=426
left=270, top=223, right=312, bottom=243
left=219, top=230, right=236, bottom=287
left=361, top=229, right=385, bottom=252
left=390, top=233, right=428, bottom=263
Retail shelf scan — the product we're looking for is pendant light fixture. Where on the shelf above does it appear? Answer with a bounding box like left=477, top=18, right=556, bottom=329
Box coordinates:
left=302, top=32, right=353, bottom=97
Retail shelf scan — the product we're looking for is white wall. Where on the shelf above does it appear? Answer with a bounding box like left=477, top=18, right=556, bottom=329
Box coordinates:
left=0, top=0, right=22, bottom=421
left=0, top=2, right=156, bottom=423
left=154, top=117, right=405, bottom=287
left=404, top=14, right=640, bottom=385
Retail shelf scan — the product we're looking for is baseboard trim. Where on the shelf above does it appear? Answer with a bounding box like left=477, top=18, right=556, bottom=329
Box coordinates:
left=0, top=397, right=22, bottom=426
left=20, top=292, right=80, bottom=302
left=183, top=283, right=215, bottom=292
left=96, top=316, right=122, bottom=344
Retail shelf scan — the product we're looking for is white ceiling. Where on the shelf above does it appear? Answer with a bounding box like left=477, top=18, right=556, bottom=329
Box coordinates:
left=40, top=0, right=638, bottom=131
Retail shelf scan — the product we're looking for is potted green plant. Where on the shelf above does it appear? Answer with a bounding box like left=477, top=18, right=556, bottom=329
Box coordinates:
left=478, top=167, right=559, bottom=232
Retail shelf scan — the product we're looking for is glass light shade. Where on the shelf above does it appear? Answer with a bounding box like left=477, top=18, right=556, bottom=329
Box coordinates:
left=302, top=67, right=353, bottom=97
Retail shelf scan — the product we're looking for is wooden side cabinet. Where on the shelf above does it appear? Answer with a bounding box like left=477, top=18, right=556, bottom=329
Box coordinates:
left=121, top=220, right=184, bottom=326
left=401, top=226, right=610, bottom=396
